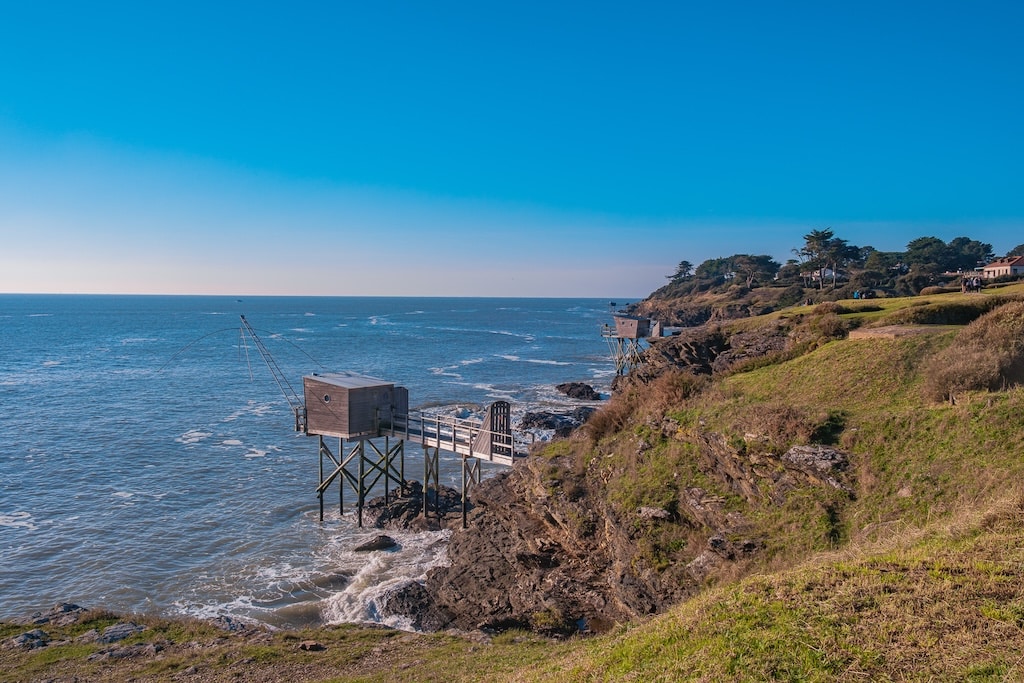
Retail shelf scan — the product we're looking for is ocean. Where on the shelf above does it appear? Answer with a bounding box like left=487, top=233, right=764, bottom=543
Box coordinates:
left=0, top=295, right=619, bottom=629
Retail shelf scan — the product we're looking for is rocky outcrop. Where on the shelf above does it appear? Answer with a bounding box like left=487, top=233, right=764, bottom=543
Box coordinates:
left=374, top=315, right=855, bottom=637
left=623, top=324, right=792, bottom=387
left=416, top=460, right=680, bottom=635
left=555, top=382, right=603, bottom=401
left=520, top=407, right=596, bottom=438
left=361, top=481, right=467, bottom=531
left=380, top=416, right=856, bottom=635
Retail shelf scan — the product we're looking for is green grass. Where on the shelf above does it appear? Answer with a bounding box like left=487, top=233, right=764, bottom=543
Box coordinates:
left=512, top=494, right=1024, bottom=682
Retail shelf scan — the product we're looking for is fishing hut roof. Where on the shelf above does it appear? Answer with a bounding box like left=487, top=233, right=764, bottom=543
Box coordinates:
left=306, top=371, right=393, bottom=389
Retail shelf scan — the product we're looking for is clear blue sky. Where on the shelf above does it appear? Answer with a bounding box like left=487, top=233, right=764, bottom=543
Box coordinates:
left=1, top=1, right=1020, bottom=297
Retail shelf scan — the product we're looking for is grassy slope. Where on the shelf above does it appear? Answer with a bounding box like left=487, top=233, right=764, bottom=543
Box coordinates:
left=5, top=284, right=1024, bottom=681
left=518, top=493, right=1024, bottom=681
left=510, top=284, right=1024, bottom=681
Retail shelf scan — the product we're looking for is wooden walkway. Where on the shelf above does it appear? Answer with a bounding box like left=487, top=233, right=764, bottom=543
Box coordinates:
left=381, top=401, right=530, bottom=466
left=315, top=401, right=532, bottom=527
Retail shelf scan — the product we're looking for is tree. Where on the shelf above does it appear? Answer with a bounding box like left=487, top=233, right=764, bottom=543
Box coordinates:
left=904, top=236, right=951, bottom=273
left=799, top=228, right=859, bottom=289
left=947, top=237, right=993, bottom=271
left=800, top=228, right=835, bottom=289
left=864, top=249, right=901, bottom=273
left=667, top=260, right=694, bottom=282
left=1009, top=244, right=1024, bottom=257
left=731, top=254, right=780, bottom=288
left=694, top=257, right=734, bottom=281
left=824, top=237, right=860, bottom=288
left=776, top=259, right=802, bottom=284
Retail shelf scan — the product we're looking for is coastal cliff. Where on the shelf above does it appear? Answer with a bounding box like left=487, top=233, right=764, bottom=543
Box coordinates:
left=387, top=287, right=1024, bottom=636
left=383, top=307, right=858, bottom=634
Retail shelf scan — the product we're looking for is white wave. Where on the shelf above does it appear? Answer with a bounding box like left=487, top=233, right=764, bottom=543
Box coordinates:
left=112, top=491, right=134, bottom=499
left=429, top=366, right=462, bottom=380
left=304, top=312, right=316, bottom=316
left=524, top=359, right=572, bottom=366
left=320, top=529, right=451, bottom=630
left=42, top=360, right=61, bottom=367
left=27, top=313, right=53, bottom=317
left=0, top=511, right=37, bottom=530
left=244, top=449, right=267, bottom=458
left=223, top=401, right=276, bottom=422
left=222, top=439, right=243, bottom=446
left=177, top=429, right=212, bottom=445
left=459, top=358, right=484, bottom=366
left=290, top=327, right=311, bottom=333
left=498, top=354, right=519, bottom=362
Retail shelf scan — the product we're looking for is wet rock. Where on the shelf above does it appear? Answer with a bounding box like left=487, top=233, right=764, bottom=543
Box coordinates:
left=353, top=535, right=398, bottom=552
left=377, top=581, right=455, bottom=632
left=520, top=411, right=580, bottom=438
left=361, top=481, right=467, bottom=530
left=17, top=602, right=87, bottom=627
left=571, top=406, right=598, bottom=423
left=555, top=382, right=602, bottom=401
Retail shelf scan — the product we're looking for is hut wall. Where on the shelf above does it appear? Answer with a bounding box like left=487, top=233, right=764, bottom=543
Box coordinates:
left=303, top=375, right=405, bottom=439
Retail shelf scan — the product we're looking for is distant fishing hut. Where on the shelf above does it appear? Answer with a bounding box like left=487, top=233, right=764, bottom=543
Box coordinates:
left=601, top=314, right=663, bottom=375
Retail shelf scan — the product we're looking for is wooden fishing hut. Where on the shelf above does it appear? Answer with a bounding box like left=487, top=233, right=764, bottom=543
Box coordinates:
left=238, top=314, right=525, bottom=529
left=602, top=314, right=662, bottom=374
left=304, top=372, right=408, bottom=439
left=303, top=372, right=410, bottom=526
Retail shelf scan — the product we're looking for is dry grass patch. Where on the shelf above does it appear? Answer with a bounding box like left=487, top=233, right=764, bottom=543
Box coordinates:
left=923, top=300, right=1024, bottom=402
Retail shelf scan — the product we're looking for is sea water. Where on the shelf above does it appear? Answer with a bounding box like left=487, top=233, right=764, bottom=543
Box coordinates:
left=0, top=295, right=619, bottom=628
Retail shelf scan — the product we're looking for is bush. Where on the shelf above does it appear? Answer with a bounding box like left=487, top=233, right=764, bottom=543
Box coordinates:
left=919, top=286, right=958, bottom=296
left=923, top=301, right=1024, bottom=401
left=888, top=297, right=1021, bottom=326
left=777, top=283, right=808, bottom=308
left=813, top=301, right=847, bottom=315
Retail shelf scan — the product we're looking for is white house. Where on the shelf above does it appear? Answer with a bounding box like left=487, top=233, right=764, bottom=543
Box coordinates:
left=982, top=256, right=1024, bottom=279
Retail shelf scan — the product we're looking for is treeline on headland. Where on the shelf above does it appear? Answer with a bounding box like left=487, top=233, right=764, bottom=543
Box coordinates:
left=659, top=230, right=1023, bottom=302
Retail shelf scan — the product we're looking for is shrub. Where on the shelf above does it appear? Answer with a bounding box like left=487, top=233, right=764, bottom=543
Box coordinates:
left=919, top=286, right=958, bottom=296
left=777, top=283, right=807, bottom=308
left=813, top=301, right=846, bottom=315
left=888, top=297, right=1020, bottom=326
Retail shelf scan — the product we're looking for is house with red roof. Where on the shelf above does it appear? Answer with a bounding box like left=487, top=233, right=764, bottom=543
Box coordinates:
left=982, top=256, right=1024, bottom=279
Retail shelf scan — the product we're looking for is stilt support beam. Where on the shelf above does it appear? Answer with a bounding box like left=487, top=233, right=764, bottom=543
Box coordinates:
left=317, top=435, right=406, bottom=526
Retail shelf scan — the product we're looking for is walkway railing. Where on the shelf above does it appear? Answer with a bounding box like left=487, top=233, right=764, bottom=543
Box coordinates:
left=382, top=406, right=531, bottom=466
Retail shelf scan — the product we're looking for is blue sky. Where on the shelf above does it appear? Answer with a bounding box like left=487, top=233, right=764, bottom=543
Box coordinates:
left=1, top=1, right=1021, bottom=297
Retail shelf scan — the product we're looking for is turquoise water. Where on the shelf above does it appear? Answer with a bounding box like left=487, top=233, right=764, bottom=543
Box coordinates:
left=0, top=295, right=617, bottom=627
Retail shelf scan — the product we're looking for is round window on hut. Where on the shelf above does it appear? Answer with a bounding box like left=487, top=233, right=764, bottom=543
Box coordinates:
left=323, top=394, right=331, bottom=404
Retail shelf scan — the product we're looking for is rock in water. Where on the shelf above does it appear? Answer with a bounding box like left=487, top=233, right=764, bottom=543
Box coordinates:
left=555, top=382, right=602, bottom=401
left=353, top=535, right=398, bottom=552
